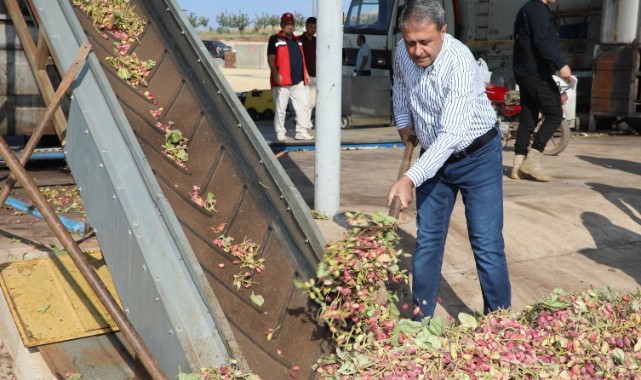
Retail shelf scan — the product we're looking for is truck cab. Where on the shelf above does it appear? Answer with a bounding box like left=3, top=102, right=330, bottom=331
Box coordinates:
left=342, top=0, right=457, bottom=77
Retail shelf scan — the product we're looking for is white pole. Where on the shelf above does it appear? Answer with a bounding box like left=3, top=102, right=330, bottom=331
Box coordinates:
left=314, top=0, right=342, bottom=216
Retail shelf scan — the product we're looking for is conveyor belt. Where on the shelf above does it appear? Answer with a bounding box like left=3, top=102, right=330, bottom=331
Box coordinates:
left=28, top=0, right=328, bottom=378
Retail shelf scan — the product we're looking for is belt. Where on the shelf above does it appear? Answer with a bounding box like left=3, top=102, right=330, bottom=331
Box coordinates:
left=446, top=127, right=498, bottom=163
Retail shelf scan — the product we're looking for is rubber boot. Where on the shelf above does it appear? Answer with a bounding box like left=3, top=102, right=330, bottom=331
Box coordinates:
left=511, top=155, right=525, bottom=180
left=519, top=149, right=551, bottom=182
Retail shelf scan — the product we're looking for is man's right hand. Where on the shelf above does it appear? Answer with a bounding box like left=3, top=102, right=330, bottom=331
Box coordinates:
left=558, top=65, right=572, bottom=83
left=398, top=126, right=418, bottom=146
left=272, top=73, right=282, bottom=85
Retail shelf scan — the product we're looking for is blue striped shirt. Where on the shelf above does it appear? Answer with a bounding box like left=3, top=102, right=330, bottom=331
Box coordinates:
left=393, top=34, right=497, bottom=187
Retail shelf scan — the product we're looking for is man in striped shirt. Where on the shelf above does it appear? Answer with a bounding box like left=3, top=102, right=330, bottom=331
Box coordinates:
left=386, top=0, right=511, bottom=320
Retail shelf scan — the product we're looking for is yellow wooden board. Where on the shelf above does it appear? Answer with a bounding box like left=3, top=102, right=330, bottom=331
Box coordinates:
left=0, top=251, right=121, bottom=347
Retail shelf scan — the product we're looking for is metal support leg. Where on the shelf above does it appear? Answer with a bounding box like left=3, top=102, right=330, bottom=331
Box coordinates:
left=0, top=42, right=91, bottom=222
left=0, top=135, right=167, bottom=380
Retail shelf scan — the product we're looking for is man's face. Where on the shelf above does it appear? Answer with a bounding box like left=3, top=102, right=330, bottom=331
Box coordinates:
left=281, top=22, right=295, bottom=37
left=402, top=20, right=446, bottom=69
left=306, top=23, right=317, bottom=36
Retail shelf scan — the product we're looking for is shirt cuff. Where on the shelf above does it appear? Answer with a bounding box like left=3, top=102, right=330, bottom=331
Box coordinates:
left=395, top=113, right=412, bottom=129
left=405, top=165, right=426, bottom=188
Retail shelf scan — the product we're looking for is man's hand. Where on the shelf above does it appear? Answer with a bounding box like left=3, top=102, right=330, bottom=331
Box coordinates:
left=273, top=73, right=282, bottom=85
left=398, top=127, right=418, bottom=146
left=558, top=65, right=572, bottom=83
left=387, top=175, right=415, bottom=211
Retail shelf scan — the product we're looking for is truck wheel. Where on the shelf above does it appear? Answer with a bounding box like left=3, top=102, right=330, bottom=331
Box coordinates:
left=263, top=109, right=274, bottom=120
left=341, top=115, right=350, bottom=129
left=542, top=120, right=571, bottom=156
left=247, top=108, right=259, bottom=120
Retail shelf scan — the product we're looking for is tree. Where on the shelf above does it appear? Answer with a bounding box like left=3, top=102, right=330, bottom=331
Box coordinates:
left=294, top=11, right=306, bottom=30
left=254, top=12, right=270, bottom=32
left=230, top=11, right=251, bottom=34
left=215, top=11, right=232, bottom=33
left=186, top=11, right=209, bottom=29
left=267, top=15, right=280, bottom=30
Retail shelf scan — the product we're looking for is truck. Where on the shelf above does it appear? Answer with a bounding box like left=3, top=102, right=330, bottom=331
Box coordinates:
left=341, top=0, right=603, bottom=129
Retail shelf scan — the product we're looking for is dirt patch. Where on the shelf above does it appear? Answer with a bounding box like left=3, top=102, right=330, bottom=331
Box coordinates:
left=0, top=341, right=15, bottom=379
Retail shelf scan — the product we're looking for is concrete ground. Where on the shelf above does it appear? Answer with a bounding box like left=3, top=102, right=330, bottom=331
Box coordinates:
left=0, top=67, right=639, bottom=378
left=278, top=134, right=641, bottom=319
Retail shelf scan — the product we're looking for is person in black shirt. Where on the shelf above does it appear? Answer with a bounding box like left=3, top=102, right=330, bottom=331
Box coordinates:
left=301, top=16, right=317, bottom=128
left=512, top=0, right=572, bottom=181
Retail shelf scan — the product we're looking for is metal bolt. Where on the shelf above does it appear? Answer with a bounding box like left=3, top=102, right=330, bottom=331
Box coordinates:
left=98, top=163, right=104, bottom=168
left=168, top=329, right=174, bottom=335
left=84, top=130, right=89, bottom=135
left=142, top=264, right=147, bottom=271
left=259, top=160, right=264, bottom=165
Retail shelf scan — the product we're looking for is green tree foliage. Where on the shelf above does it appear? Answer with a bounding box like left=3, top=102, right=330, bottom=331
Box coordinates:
left=230, top=11, right=250, bottom=34
left=253, top=12, right=270, bottom=32
left=267, top=14, right=280, bottom=30
left=215, top=11, right=233, bottom=33
left=186, top=11, right=209, bottom=29
left=293, top=11, right=306, bottom=30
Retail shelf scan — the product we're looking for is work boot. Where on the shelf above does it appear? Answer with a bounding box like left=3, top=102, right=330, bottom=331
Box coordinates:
left=295, top=130, right=314, bottom=140
left=511, top=155, right=525, bottom=179
left=276, top=133, right=289, bottom=142
left=519, top=149, right=551, bottom=182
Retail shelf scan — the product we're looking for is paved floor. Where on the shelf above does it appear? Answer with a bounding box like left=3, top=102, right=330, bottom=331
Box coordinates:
left=278, top=133, right=641, bottom=319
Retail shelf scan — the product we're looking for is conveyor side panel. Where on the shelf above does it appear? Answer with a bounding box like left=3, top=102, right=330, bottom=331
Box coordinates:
left=30, top=0, right=329, bottom=378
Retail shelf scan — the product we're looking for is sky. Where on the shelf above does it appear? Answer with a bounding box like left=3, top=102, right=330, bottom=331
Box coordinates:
left=176, top=0, right=350, bottom=28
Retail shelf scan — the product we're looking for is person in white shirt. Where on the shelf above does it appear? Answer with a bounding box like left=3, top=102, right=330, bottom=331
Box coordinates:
left=386, top=0, right=511, bottom=320
left=354, top=34, right=371, bottom=76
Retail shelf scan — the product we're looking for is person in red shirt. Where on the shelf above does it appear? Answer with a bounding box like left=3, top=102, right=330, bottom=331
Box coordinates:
left=301, top=16, right=317, bottom=129
left=267, top=12, right=314, bottom=142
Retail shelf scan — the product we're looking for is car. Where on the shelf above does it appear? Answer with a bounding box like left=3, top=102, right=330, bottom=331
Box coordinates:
left=202, top=39, right=232, bottom=59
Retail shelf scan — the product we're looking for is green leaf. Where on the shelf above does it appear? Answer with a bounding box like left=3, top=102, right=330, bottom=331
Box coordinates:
left=336, top=361, right=357, bottom=375
left=458, top=312, right=478, bottom=329
left=250, top=292, right=264, bottom=307
left=413, top=329, right=441, bottom=349
left=68, top=374, right=82, bottom=380
left=117, top=67, right=132, bottom=79
left=612, top=348, right=625, bottom=364
left=50, top=244, right=67, bottom=256
left=178, top=374, right=200, bottom=380
left=397, top=319, right=423, bottom=334
left=427, top=316, right=444, bottom=336
left=37, top=303, right=51, bottom=314
left=316, top=262, right=329, bottom=278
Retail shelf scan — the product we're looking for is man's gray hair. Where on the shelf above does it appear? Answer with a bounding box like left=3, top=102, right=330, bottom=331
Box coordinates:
left=400, top=0, right=446, bottom=31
